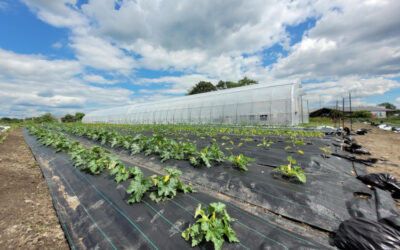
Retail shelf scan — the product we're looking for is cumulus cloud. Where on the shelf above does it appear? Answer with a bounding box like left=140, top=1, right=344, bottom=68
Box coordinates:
left=83, top=74, right=118, bottom=84
left=2, top=0, right=399, bottom=116
left=70, top=34, right=136, bottom=74
left=138, top=74, right=218, bottom=94
left=271, top=0, right=400, bottom=79
left=22, top=0, right=88, bottom=28
left=304, top=77, right=400, bottom=107
left=0, top=49, right=134, bottom=117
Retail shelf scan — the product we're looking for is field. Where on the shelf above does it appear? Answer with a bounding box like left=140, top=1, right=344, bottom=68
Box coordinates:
left=1, top=122, right=399, bottom=249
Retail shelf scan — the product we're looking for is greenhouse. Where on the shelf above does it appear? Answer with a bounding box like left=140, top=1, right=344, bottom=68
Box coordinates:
left=83, top=80, right=309, bottom=125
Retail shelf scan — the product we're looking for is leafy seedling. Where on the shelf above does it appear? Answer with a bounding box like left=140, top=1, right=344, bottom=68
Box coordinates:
left=320, top=146, right=332, bottom=158
left=257, top=137, right=274, bottom=149
left=227, top=154, right=254, bottom=171
left=182, top=202, right=239, bottom=250
left=273, top=156, right=306, bottom=184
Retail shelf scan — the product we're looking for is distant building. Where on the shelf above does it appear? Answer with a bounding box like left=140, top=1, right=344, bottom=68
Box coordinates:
left=310, top=106, right=395, bottom=118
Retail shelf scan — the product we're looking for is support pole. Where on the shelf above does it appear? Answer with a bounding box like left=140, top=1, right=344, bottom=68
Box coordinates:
left=335, top=100, right=338, bottom=128
left=342, top=97, right=345, bottom=131
left=349, top=92, right=352, bottom=131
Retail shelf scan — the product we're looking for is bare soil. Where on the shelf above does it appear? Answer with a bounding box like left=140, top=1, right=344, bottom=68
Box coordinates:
left=348, top=122, right=400, bottom=211
left=0, top=128, right=69, bottom=249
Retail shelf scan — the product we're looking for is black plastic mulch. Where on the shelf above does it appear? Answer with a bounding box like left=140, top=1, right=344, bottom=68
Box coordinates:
left=64, top=129, right=400, bottom=233
left=24, top=129, right=332, bottom=250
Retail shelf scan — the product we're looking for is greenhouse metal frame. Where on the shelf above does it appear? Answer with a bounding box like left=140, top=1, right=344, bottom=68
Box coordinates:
left=83, top=80, right=309, bottom=125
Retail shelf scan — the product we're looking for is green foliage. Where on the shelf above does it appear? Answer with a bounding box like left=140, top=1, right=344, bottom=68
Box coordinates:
left=38, top=113, right=58, bottom=123
left=61, top=114, right=75, bottom=123
left=189, top=143, right=225, bottom=168
left=0, top=126, right=15, bottom=144
left=319, top=146, right=332, bottom=158
left=216, top=77, right=258, bottom=90
left=182, top=202, right=239, bottom=250
left=353, top=110, right=372, bottom=118
left=378, top=102, right=396, bottom=110
left=257, top=137, right=274, bottom=149
left=61, top=112, right=85, bottom=123
left=227, top=154, right=253, bottom=171
left=187, top=81, right=217, bottom=95
left=274, top=156, right=306, bottom=183
left=284, top=138, right=305, bottom=155
left=0, top=117, right=22, bottom=124
left=28, top=125, right=194, bottom=204
left=74, top=112, right=85, bottom=121
left=127, top=168, right=193, bottom=203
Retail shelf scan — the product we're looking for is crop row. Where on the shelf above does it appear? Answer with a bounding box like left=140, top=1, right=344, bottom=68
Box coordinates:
left=28, top=125, right=240, bottom=249
left=44, top=123, right=309, bottom=183
left=28, top=125, right=193, bottom=203
left=45, top=123, right=254, bottom=171
left=81, top=123, right=324, bottom=139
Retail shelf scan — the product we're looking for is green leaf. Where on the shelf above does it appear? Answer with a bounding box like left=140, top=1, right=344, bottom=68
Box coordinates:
left=126, top=178, right=152, bottom=203
left=296, top=172, right=307, bottom=183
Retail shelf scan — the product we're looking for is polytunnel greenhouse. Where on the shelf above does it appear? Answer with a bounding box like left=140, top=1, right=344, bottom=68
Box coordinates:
left=83, top=80, right=309, bottom=125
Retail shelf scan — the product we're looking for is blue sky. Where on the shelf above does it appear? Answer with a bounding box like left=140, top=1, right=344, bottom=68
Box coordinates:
left=0, top=0, right=399, bottom=117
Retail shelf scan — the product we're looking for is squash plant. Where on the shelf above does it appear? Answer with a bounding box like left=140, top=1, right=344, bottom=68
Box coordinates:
left=127, top=168, right=193, bottom=203
left=257, top=137, right=274, bottom=149
left=320, top=146, right=332, bottom=159
left=182, top=202, right=239, bottom=250
left=273, top=156, right=306, bottom=183
left=189, top=143, right=225, bottom=168
left=227, top=154, right=253, bottom=171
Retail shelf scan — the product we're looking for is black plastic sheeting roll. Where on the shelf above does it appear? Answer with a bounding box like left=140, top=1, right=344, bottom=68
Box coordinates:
left=24, top=129, right=333, bottom=249
left=333, top=217, right=400, bottom=250
left=64, top=131, right=398, bottom=233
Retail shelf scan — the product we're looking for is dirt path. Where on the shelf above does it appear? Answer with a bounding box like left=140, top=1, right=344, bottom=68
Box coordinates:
left=348, top=122, right=400, bottom=211
left=349, top=122, right=400, bottom=180
left=0, top=128, right=69, bottom=249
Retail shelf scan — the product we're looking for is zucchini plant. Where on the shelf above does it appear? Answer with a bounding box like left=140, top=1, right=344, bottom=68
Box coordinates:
left=127, top=168, right=193, bottom=203
left=227, top=154, right=254, bottom=171
left=182, top=202, right=239, bottom=250
left=320, top=146, right=332, bottom=158
left=189, top=143, right=225, bottom=168
left=273, top=156, right=306, bottom=183
left=257, top=137, right=274, bottom=149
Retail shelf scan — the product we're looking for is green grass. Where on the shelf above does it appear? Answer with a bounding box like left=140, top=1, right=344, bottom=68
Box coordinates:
left=299, top=117, right=334, bottom=128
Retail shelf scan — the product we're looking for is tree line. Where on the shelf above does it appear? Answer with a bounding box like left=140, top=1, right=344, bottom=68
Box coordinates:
left=187, top=77, right=258, bottom=95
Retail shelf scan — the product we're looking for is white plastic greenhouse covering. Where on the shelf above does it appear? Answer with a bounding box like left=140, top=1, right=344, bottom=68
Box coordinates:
left=83, top=80, right=309, bottom=125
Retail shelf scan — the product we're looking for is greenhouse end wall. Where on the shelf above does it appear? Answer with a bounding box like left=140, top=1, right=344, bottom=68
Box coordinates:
left=83, top=81, right=309, bottom=125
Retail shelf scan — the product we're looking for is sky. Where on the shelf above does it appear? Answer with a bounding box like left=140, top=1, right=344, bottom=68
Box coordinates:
left=0, top=0, right=399, bottom=118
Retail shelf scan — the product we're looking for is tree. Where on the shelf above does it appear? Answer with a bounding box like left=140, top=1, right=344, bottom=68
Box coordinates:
left=353, top=110, right=372, bottom=118
left=61, top=114, right=75, bottom=123
left=215, top=77, right=258, bottom=90
left=187, top=81, right=217, bottom=95
left=237, top=77, right=258, bottom=86
left=188, top=77, right=258, bottom=95
left=61, top=112, right=85, bottom=123
left=378, top=102, right=396, bottom=110
left=74, top=112, right=85, bottom=122
left=39, top=113, right=57, bottom=123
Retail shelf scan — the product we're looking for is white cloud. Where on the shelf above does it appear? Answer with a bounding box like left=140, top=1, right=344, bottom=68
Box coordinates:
left=0, top=49, right=134, bottom=117
left=7, top=0, right=400, bottom=114
left=138, top=74, right=218, bottom=94
left=304, top=77, right=400, bottom=107
left=271, top=0, right=400, bottom=79
left=69, top=35, right=136, bottom=74
left=22, top=0, right=88, bottom=28
left=52, top=41, right=62, bottom=49
left=83, top=74, right=118, bottom=85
